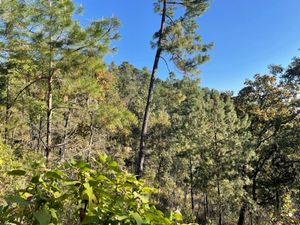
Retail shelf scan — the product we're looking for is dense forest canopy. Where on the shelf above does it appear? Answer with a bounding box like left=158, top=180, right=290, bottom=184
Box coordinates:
left=0, top=1, right=299, bottom=225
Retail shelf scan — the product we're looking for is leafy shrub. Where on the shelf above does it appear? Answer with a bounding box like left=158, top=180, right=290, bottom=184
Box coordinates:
left=0, top=154, right=195, bottom=225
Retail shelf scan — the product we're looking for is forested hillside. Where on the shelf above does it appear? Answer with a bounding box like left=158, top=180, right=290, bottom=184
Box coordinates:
left=0, top=1, right=299, bottom=225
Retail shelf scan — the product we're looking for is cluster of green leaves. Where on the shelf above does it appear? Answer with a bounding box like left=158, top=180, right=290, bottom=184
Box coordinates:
left=0, top=153, right=194, bottom=225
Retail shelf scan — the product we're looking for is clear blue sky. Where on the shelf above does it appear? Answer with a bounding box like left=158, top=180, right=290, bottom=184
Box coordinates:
left=75, top=0, right=300, bottom=93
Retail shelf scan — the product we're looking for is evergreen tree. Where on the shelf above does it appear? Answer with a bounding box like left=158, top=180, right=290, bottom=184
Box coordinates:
left=137, top=0, right=212, bottom=178
left=0, top=0, right=34, bottom=145
left=235, top=69, right=299, bottom=224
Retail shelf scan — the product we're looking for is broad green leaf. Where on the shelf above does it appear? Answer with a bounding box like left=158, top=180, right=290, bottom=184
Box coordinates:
left=95, top=174, right=110, bottom=181
left=77, top=160, right=88, bottom=169
left=109, top=161, right=118, bottom=168
left=45, top=170, right=64, bottom=180
left=115, top=215, right=128, bottom=221
left=8, top=170, right=26, bottom=176
left=98, top=154, right=107, bottom=162
left=49, top=208, right=58, bottom=221
left=6, top=195, right=30, bottom=206
left=82, top=183, right=97, bottom=206
left=173, top=211, right=183, bottom=221
left=82, top=216, right=100, bottom=224
left=141, top=187, right=156, bottom=193
left=130, top=212, right=144, bottom=225
left=64, top=180, right=81, bottom=186
left=167, top=211, right=173, bottom=220
left=31, top=175, right=40, bottom=183
left=33, top=208, right=51, bottom=225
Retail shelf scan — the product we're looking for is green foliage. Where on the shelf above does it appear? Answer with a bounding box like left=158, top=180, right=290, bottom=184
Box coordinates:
left=0, top=1, right=299, bottom=224
left=153, top=0, right=213, bottom=75
left=235, top=62, right=300, bottom=224
left=0, top=154, right=192, bottom=225
left=270, top=192, right=300, bottom=225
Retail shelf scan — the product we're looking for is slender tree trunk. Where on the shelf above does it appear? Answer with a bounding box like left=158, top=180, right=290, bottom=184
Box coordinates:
left=204, top=193, right=209, bottom=223
left=11, top=128, right=16, bottom=144
left=255, top=214, right=260, bottom=225
left=29, top=119, right=35, bottom=149
left=154, top=157, right=163, bottom=186
left=45, top=3, right=53, bottom=163
left=37, top=117, right=43, bottom=152
left=189, top=157, right=195, bottom=212
left=237, top=203, right=247, bottom=225
left=238, top=167, right=248, bottom=225
left=136, top=0, right=167, bottom=179
left=59, top=111, right=70, bottom=161
left=203, top=195, right=207, bottom=224
left=45, top=74, right=53, bottom=162
left=213, top=129, right=222, bottom=225
left=252, top=173, right=259, bottom=225
left=252, top=175, right=257, bottom=202
left=217, top=178, right=222, bottom=225
left=4, top=75, right=10, bottom=144
left=87, top=118, right=94, bottom=162
left=79, top=200, right=88, bottom=222
left=276, top=189, right=280, bottom=212
left=4, top=23, right=12, bottom=144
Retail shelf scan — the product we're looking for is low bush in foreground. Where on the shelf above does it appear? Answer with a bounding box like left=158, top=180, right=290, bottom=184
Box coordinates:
left=0, top=154, right=196, bottom=225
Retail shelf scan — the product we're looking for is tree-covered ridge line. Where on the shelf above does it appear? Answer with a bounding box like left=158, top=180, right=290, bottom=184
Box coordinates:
left=0, top=0, right=299, bottom=225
